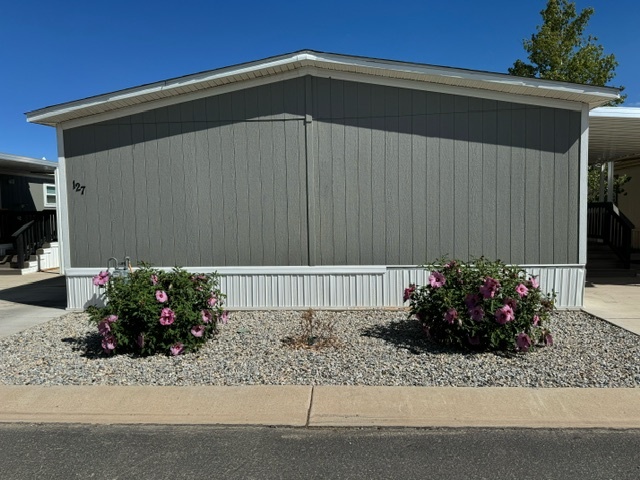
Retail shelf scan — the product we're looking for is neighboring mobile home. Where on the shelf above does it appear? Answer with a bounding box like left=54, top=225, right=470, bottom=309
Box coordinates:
left=0, top=152, right=59, bottom=273
left=26, top=51, right=620, bottom=309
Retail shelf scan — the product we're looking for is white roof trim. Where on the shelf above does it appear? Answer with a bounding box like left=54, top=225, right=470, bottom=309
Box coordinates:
left=27, top=50, right=620, bottom=127
left=590, top=106, right=640, bottom=118
left=589, top=107, right=640, bottom=163
left=0, top=152, right=58, bottom=173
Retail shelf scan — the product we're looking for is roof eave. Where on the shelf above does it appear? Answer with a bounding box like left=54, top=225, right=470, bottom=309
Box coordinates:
left=26, top=51, right=620, bottom=127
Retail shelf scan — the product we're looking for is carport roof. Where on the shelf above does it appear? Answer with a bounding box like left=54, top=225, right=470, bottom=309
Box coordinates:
left=26, top=50, right=620, bottom=127
left=0, top=152, right=57, bottom=174
left=589, top=107, right=640, bottom=164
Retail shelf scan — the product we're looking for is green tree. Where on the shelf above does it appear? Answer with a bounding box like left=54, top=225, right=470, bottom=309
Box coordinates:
left=587, top=164, right=631, bottom=203
left=509, top=0, right=624, bottom=104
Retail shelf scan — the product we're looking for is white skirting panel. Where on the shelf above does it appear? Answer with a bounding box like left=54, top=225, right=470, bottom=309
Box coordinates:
left=64, top=264, right=585, bottom=310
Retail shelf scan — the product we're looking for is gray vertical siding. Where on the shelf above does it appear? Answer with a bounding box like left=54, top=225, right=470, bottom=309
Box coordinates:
left=64, top=77, right=308, bottom=268
left=64, top=76, right=581, bottom=268
left=311, top=78, right=581, bottom=266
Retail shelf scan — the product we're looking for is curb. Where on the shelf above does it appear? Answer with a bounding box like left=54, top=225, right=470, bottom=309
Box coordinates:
left=1, top=385, right=638, bottom=428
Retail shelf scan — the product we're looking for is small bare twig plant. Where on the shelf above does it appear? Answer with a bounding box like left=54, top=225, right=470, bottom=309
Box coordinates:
left=282, top=308, right=340, bottom=350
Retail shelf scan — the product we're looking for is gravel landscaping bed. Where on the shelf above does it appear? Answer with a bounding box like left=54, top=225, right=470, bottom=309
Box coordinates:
left=0, top=310, right=638, bottom=387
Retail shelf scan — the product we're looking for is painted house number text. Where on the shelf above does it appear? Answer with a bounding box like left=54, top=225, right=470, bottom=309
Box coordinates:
left=72, top=181, right=86, bottom=195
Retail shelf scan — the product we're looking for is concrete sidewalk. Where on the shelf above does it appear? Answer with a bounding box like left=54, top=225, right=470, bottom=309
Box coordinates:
left=0, top=385, right=638, bottom=428
left=0, top=271, right=66, bottom=337
left=584, top=277, right=640, bottom=336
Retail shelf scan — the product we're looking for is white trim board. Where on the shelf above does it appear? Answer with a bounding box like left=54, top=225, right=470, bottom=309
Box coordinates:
left=29, top=50, right=620, bottom=128
left=56, top=126, right=71, bottom=275
left=54, top=66, right=589, bottom=130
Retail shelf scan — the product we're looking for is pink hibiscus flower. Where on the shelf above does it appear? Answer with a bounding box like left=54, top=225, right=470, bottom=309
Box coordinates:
left=159, top=307, right=175, bottom=326
left=532, top=315, right=540, bottom=326
left=101, top=334, right=117, bottom=353
left=191, top=325, right=206, bottom=337
left=201, top=310, right=213, bottom=323
left=429, top=272, right=446, bottom=289
left=207, top=296, right=218, bottom=307
left=105, top=314, right=118, bottom=323
left=97, top=320, right=111, bottom=336
left=444, top=308, right=458, bottom=325
left=516, top=332, right=532, bottom=352
left=155, top=290, right=168, bottom=303
left=469, top=305, right=485, bottom=322
left=219, top=311, right=229, bottom=324
left=150, top=274, right=158, bottom=285
left=92, top=271, right=110, bottom=286
left=495, top=304, right=515, bottom=325
left=464, top=293, right=480, bottom=309
left=515, top=283, right=529, bottom=298
left=403, top=284, right=416, bottom=302
left=504, top=297, right=518, bottom=311
left=479, top=277, right=501, bottom=299
left=170, top=343, right=184, bottom=356
left=530, top=276, right=540, bottom=289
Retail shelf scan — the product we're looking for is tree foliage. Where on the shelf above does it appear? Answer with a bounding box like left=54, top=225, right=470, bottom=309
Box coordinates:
left=509, top=0, right=624, bottom=104
left=587, top=164, right=631, bottom=203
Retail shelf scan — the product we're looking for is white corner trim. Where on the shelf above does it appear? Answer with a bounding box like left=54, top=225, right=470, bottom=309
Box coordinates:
left=56, top=126, right=71, bottom=275
left=579, top=104, right=589, bottom=266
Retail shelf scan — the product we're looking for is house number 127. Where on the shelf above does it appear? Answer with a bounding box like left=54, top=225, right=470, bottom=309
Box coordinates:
left=72, top=180, right=86, bottom=195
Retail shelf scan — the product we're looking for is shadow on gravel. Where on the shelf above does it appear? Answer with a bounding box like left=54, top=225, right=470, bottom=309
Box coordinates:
left=361, top=319, right=449, bottom=355
left=361, top=319, right=496, bottom=357
left=61, top=333, right=104, bottom=359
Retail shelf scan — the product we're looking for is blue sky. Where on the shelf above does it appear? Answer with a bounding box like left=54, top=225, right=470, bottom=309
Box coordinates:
left=2, top=0, right=638, bottom=161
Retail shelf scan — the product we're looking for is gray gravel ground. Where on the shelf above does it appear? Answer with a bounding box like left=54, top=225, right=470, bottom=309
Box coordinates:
left=0, top=310, right=638, bottom=387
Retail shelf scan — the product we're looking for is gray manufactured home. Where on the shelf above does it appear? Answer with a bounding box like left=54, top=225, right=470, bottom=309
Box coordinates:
left=27, top=51, right=620, bottom=309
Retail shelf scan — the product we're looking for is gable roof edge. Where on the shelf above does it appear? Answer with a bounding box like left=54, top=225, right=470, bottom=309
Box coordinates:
left=26, top=50, right=620, bottom=127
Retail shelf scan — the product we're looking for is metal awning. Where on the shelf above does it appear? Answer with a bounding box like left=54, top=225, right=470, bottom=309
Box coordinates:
left=589, top=107, right=640, bottom=164
left=0, top=152, right=57, bottom=174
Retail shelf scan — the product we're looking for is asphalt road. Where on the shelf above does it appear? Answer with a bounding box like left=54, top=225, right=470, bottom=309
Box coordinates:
left=0, top=424, right=639, bottom=479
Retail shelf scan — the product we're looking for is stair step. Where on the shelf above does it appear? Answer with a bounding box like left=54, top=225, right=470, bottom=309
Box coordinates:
left=9, top=261, right=37, bottom=269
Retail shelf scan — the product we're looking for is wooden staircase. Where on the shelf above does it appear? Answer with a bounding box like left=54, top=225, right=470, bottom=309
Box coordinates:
left=0, top=211, right=57, bottom=275
left=586, top=239, right=638, bottom=278
left=587, top=202, right=636, bottom=278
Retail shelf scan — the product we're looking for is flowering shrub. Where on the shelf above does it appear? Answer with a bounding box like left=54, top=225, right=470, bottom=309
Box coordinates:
left=404, top=257, right=555, bottom=353
left=87, top=265, right=228, bottom=356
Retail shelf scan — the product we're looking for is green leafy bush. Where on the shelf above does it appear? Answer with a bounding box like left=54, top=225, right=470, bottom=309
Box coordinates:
left=87, top=265, right=228, bottom=356
left=404, top=258, right=554, bottom=353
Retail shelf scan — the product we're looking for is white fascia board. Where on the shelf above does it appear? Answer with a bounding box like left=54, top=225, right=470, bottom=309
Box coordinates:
left=58, top=65, right=587, bottom=131
left=313, top=51, right=619, bottom=99
left=27, top=52, right=311, bottom=126
left=305, top=67, right=585, bottom=111
left=28, top=50, right=619, bottom=127
left=57, top=69, right=309, bottom=130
